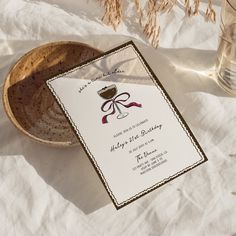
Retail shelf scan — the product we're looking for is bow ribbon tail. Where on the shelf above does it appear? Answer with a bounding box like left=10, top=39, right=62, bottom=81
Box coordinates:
left=102, top=104, right=116, bottom=124
left=119, top=102, right=142, bottom=108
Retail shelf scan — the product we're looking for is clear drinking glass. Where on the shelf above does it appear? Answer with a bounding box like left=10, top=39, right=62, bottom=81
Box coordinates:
left=216, top=0, right=236, bottom=95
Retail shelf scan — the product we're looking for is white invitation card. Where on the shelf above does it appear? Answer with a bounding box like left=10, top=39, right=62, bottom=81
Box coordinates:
left=46, top=41, right=207, bottom=209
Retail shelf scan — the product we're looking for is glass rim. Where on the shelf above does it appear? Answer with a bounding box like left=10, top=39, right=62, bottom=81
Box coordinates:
left=226, top=0, right=236, bottom=12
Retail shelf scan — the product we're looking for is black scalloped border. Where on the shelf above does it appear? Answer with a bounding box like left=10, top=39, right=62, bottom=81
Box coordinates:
left=46, top=41, right=208, bottom=209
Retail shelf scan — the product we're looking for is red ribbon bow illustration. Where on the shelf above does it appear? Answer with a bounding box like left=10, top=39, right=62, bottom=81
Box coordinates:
left=101, top=92, right=142, bottom=124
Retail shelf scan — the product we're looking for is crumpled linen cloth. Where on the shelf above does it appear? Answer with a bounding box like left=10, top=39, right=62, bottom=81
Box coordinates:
left=1, top=0, right=236, bottom=235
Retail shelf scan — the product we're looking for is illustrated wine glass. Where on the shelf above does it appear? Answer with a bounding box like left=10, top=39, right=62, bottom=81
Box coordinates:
left=98, top=84, right=129, bottom=120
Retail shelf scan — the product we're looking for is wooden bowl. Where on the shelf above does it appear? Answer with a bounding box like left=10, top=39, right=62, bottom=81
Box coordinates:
left=2, top=41, right=102, bottom=147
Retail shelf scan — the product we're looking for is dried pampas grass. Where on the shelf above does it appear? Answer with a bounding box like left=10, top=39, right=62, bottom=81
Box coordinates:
left=99, top=0, right=216, bottom=48
left=100, top=0, right=122, bottom=30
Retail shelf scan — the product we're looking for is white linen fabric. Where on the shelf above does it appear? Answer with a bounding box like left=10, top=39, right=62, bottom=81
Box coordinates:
left=1, top=0, right=236, bottom=235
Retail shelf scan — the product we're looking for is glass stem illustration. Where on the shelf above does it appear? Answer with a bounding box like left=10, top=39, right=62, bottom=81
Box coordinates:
left=114, top=102, right=122, bottom=114
left=114, top=102, right=129, bottom=119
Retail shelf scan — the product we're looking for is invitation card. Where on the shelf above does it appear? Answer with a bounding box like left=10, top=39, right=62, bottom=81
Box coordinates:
left=46, top=41, right=207, bottom=209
